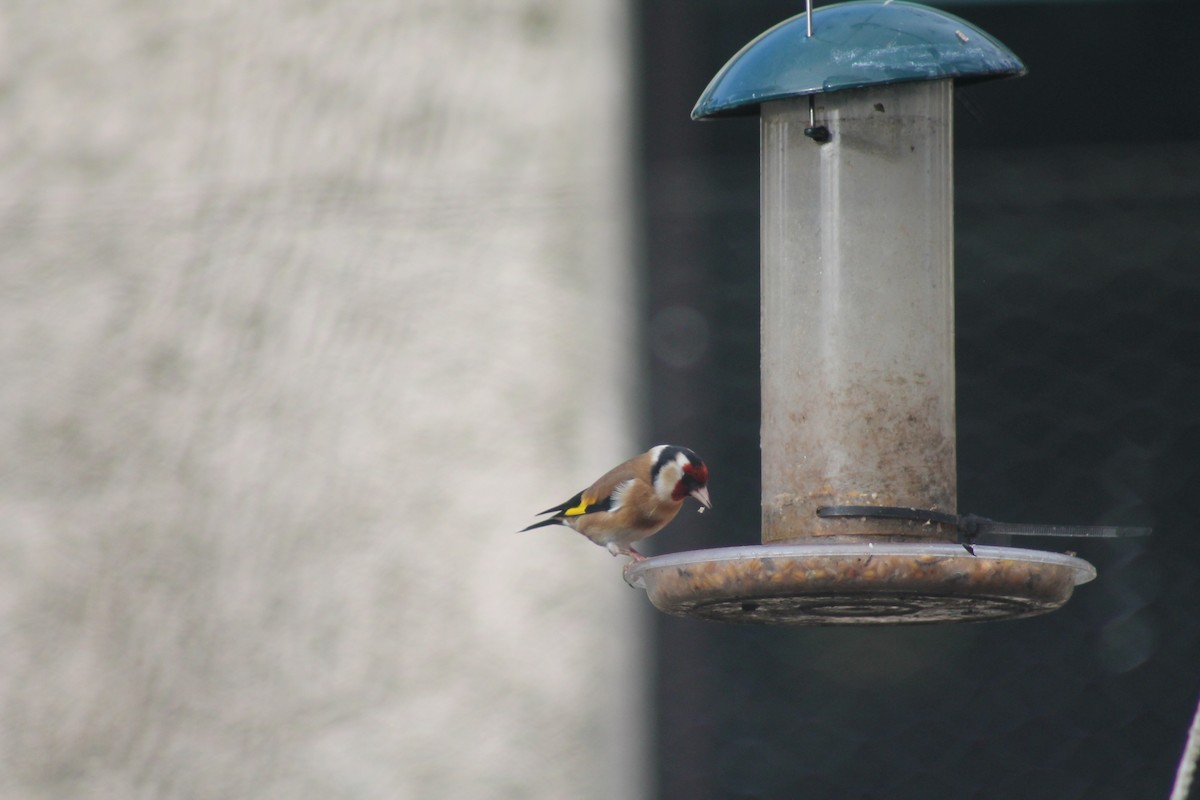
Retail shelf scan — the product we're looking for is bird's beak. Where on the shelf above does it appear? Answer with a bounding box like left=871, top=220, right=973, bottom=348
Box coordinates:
left=690, top=486, right=712, bottom=509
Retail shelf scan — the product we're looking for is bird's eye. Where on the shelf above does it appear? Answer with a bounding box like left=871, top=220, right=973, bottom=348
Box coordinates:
left=683, top=461, right=708, bottom=485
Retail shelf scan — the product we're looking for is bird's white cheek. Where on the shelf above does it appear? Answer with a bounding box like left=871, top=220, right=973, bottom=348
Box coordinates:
left=652, top=471, right=679, bottom=502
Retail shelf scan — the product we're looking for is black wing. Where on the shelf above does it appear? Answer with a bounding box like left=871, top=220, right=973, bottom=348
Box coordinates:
left=519, top=489, right=613, bottom=532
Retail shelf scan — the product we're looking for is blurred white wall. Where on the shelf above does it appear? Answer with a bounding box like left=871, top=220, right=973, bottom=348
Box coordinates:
left=0, top=2, right=642, bottom=798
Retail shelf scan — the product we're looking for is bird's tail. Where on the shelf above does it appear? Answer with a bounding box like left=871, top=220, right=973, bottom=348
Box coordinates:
left=519, top=517, right=563, bottom=532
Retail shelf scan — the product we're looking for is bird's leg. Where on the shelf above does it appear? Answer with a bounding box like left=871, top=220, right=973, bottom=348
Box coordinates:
left=606, top=543, right=646, bottom=562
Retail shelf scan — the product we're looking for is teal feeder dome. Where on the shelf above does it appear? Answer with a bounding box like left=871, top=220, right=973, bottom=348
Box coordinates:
left=692, top=0, right=1025, bottom=120
left=627, top=1, right=1149, bottom=625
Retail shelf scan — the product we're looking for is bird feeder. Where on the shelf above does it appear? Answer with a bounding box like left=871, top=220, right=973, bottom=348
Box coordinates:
left=626, top=0, right=1147, bottom=625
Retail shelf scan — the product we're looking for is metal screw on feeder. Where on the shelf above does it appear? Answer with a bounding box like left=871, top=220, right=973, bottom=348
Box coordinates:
left=625, top=0, right=1150, bottom=625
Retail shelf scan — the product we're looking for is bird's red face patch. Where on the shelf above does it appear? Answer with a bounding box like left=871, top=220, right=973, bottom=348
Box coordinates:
left=672, top=460, right=709, bottom=501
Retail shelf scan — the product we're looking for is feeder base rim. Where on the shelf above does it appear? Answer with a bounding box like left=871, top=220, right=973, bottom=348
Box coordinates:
left=625, top=542, right=1096, bottom=589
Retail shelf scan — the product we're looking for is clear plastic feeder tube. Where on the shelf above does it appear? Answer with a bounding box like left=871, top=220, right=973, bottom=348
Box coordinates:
left=761, top=79, right=956, bottom=543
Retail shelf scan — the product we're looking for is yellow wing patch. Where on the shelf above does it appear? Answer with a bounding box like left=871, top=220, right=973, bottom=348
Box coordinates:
left=563, top=495, right=594, bottom=516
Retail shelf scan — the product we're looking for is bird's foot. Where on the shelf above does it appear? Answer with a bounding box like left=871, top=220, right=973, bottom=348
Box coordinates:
left=621, top=550, right=647, bottom=587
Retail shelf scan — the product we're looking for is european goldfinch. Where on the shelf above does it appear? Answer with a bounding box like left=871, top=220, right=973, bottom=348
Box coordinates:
left=521, top=445, right=711, bottom=561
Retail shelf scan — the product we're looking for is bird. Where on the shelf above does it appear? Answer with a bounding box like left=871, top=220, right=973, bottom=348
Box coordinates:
left=520, top=445, right=711, bottom=561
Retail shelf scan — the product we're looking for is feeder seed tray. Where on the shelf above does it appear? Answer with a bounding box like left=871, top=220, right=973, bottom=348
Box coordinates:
left=625, top=543, right=1095, bottom=625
